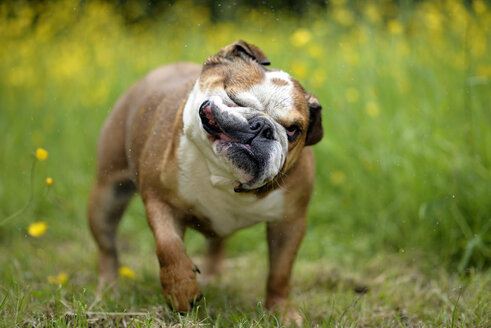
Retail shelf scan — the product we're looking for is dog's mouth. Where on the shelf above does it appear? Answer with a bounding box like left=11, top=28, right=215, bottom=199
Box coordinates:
left=199, top=100, right=238, bottom=144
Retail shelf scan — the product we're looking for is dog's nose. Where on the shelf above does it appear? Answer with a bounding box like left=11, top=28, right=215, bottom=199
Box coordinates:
left=249, top=117, right=275, bottom=141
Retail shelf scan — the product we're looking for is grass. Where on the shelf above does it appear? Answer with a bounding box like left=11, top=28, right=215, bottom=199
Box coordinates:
left=0, top=0, right=490, bottom=326
left=2, top=219, right=490, bottom=327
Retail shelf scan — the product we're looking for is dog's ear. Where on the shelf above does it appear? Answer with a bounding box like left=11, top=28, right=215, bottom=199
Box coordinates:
left=217, top=40, right=270, bottom=66
left=305, top=93, right=323, bottom=146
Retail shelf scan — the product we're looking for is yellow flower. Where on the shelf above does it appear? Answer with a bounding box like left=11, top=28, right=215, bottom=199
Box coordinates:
left=290, top=61, right=308, bottom=80
left=28, top=221, right=47, bottom=237
left=330, top=170, right=346, bottom=185
left=345, top=87, right=359, bottom=103
left=35, top=148, right=48, bottom=161
left=290, top=28, right=312, bottom=47
left=425, top=10, right=442, bottom=31
left=364, top=4, right=381, bottom=24
left=333, top=8, right=354, bottom=27
left=476, top=64, right=491, bottom=78
left=365, top=101, right=380, bottom=117
left=119, top=266, right=136, bottom=279
left=46, top=177, right=54, bottom=187
left=387, top=19, right=404, bottom=35
left=473, top=0, right=487, bottom=15
left=48, top=272, right=68, bottom=285
left=470, top=29, right=487, bottom=58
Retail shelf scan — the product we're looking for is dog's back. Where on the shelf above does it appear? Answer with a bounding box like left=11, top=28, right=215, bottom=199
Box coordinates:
left=94, top=63, right=201, bottom=185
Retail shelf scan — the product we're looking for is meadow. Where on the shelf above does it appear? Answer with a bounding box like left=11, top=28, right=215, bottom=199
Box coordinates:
left=0, top=0, right=490, bottom=326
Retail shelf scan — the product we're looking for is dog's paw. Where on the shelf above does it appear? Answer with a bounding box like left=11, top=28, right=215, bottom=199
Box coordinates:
left=160, top=264, right=202, bottom=312
left=282, top=307, right=303, bottom=327
left=267, top=297, right=303, bottom=326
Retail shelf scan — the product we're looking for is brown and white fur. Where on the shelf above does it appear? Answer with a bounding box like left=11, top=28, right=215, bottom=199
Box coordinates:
left=88, top=41, right=323, bottom=324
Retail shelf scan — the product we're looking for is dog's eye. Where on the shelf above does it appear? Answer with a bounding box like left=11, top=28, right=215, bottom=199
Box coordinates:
left=286, top=125, right=300, bottom=142
left=233, top=99, right=246, bottom=108
left=227, top=94, right=245, bottom=108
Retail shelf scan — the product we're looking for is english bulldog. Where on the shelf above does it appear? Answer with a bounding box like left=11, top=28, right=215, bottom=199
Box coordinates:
left=88, top=40, right=323, bottom=323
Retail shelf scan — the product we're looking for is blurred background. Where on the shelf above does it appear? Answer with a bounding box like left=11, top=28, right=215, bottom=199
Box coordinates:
left=0, top=0, right=490, bottom=322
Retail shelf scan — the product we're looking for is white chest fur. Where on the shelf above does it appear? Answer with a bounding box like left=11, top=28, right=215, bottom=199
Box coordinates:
left=177, top=136, right=285, bottom=236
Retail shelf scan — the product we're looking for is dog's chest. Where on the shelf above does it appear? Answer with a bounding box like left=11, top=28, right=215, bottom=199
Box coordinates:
left=177, top=138, right=285, bottom=236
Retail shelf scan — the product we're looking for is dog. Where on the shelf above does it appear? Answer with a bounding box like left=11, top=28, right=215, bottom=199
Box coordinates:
left=88, top=40, right=323, bottom=323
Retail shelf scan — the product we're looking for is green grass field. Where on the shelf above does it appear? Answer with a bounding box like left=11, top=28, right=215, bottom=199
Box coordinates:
left=1, top=0, right=490, bottom=326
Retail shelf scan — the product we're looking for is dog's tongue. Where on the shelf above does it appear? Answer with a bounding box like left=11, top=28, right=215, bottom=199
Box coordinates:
left=218, top=132, right=235, bottom=142
left=234, top=184, right=246, bottom=193
left=202, top=105, right=217, bottom=128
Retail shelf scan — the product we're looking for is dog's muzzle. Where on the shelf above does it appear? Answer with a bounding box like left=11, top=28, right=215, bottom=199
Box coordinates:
left=198, top=99, right=282, bottom=192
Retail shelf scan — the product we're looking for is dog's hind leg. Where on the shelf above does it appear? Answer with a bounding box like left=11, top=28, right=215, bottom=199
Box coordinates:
left=88, top=173, right=135, bottom=293
left=203, top=237, right=226, bottom=284
left=198, top=237, right=226, bottom=285
left=88, top=98, right=136, bottom=293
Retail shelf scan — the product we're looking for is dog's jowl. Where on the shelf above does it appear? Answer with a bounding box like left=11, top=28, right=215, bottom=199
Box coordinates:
left=88, top=40, right=323, bottom=324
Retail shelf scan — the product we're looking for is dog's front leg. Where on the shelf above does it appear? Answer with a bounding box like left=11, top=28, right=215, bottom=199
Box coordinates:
left=266, top=214, right=307, bottom=325
left=144, top=196, right=202, bottom=311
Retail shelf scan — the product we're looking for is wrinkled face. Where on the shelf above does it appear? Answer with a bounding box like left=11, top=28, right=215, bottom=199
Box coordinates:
left=182, top=43, right=322, bottom=192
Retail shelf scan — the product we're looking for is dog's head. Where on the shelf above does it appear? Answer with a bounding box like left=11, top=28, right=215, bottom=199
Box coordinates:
left=183, top=40, right=323, bottom=192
